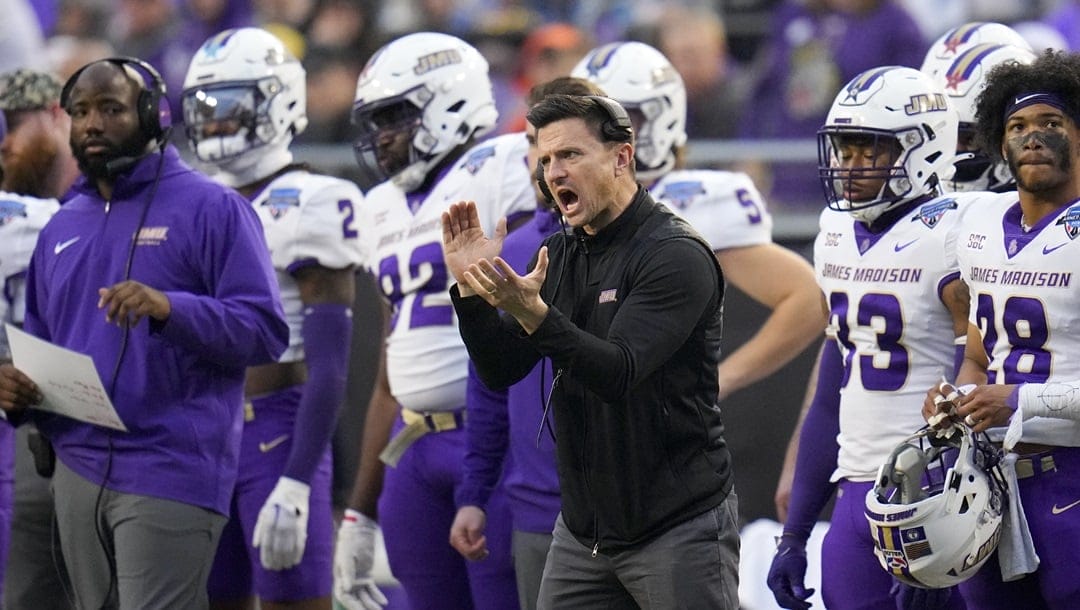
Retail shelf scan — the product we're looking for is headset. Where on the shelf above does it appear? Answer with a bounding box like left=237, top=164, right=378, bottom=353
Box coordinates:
left=586, top=95, right=633, bottom=143
left=61, top=56, right=172, bottom=147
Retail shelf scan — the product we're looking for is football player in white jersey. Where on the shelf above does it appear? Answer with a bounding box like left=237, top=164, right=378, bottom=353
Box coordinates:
left=572, top=41, right=824, bottom=401
left=920, top=21, right=1036, bottom=193
left=0, top=110, right=62, bottom=603
left=767, top=66, right=972, bottom=610
left=181, top=27, right=363, bottom=610
left=924, top=49, right=1080, bottom=610
left=333, top=32, right=532, bottom=610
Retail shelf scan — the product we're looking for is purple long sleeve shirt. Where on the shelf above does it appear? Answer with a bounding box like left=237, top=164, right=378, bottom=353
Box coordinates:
left=24, top=147, right=288, bottom=515
left=456, top=208, right=562, bottom=533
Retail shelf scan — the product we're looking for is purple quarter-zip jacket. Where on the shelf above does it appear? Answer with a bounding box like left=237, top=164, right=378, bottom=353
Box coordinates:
left=23, top=146, right=288, bottom=515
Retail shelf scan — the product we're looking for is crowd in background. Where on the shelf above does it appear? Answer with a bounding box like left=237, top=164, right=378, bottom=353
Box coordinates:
left=2, top=0, right=1078, bottom=209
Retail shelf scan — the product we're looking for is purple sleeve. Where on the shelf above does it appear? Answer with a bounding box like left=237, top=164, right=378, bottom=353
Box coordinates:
left=455, top=361, right=510, bottom=510
left=283, top=303, right=353, bottom=483
left=152, top=193, right=287, bottom=366
left=784, top=339, right=843, bottom=541
left=953, top=344, right=965, bottom=379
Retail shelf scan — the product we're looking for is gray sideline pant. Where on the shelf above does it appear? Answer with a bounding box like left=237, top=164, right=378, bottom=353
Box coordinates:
left=4, top=425, right=73, bottom=610
left=538, top=491, right=740, bottom=609
left=52, top=458, right=226, bottom=610
left=513, top=529, right=554, bottom=610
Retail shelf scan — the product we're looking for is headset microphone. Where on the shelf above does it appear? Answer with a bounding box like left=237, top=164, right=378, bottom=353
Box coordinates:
left=105, top=156, right=140, bottom=176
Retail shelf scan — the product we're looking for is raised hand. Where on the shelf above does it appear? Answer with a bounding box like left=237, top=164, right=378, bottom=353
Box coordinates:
left=441, top=200, right=507, bottom=294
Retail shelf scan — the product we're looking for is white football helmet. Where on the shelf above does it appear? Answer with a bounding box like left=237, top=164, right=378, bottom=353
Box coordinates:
left=926, top=43, right=1036, bottom=192
left=920, top=22, right=1032, bottom=82
left=865, top=426, right=1007, bottom=589
left=180, top=27, right=307, bottom=187
left=818, top=66, right=958, bottom=224
left=351, top=32, right=497, bottom=192
left=571, top=41, right=687, bottom=183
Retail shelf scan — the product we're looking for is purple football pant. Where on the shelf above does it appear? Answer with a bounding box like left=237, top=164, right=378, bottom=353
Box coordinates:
left=207, top=386, right=334, bottom=602
left=823, top=480, right=965, bottom=610
left=378, top=415, right=517, bottom=610
left=958, top=447, right=1080, bottom=610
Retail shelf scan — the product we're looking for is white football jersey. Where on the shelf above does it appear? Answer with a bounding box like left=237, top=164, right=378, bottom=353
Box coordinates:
left=357, top=133, right=534, bottom=411
left=0, top=193, right=60, bottom=358
left=651, top=169, right=774, bottom=251
left=251, top=170, right=365, bottom=363
left=955, top=192, right=1080, bottom=446
left=815, top=194, right=972, bottom=481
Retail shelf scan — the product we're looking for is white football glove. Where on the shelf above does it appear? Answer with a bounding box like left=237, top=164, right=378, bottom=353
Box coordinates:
left=252, top=476, right=310, bottom=570
left=334, top=509, right=388, bottom=610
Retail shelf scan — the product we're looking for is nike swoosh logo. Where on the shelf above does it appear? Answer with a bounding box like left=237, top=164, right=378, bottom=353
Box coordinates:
left=53, top=236, right=81, bottom=255
left=1043, top=243, right=1068, bottom=255
left=894, top=239, right=919, bottom=252
left=1014, top=93, right=1043, bottom=106
left=258, top=434, right=290, bottom=453
left=1052, top=499, right=1080, bottom=515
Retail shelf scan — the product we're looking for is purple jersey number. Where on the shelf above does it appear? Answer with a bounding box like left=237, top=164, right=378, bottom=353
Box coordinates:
left=338, top=199, right=359, bottom=239
left=379, top=242, right=453, bottom=331
left=830, top=291, right=908, bottom=391
left=975, top=293, right=1051, bottom=384
left=736, top=188, right=763, bottom=225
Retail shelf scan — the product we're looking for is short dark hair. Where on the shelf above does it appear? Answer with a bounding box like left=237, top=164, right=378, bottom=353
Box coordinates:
left=525, top=94, right=633, bottom=145
left=975, top=49, right=1080, bottom=162
left=526, top=77, right=605, bottom=107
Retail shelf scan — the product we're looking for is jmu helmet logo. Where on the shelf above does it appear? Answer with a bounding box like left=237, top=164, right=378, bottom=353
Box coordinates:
left=913, top=198, right=957, bottom=228
left=841, top=67, right=892, bottom=105
left=658, top=180, right=706, bottom=210
left=945, top=43, right=1003, bottom=93
left=1056, top=204, right=1080, bottom=239
left=581, top=43, right=621, bottom=79
left=263, top=188, right=301, bottom=220
left=462, top=146, right=495, bottom=175
left=413, top=49, right=462, bottom=76
left=0, top=199, right=28, bottom=227
left=941, top=22, right=983, bottom=55
left=199, top=29, right=238, bottom=61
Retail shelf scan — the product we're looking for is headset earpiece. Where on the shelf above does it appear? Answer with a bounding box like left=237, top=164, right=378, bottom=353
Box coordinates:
left=61, top=57, right=172, bottom=145
left=586, top=95, right=633, bottom=143
left=534, top=159, right=555, bottom=205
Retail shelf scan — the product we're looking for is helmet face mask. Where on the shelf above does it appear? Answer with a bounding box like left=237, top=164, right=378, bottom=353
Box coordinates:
left=819, top=128, right=909, bottom=216
left=571, top=41, right=687, bottom=182
left=351, top=93, right=425, bottom=184
left=819, top=66, right=958, bottom=224
left=351, top=32, right=497, bottom=192
left=183, top=80, right=280, bottom=163
left=865, top=427, right=1008, bottom=589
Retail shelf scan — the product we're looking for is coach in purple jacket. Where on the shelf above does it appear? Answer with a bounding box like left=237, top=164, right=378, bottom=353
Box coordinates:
left=0, top=59, right=287, bottom=609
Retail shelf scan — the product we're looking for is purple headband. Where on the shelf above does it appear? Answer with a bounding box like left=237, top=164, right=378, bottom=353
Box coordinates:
left=1004, top=92, right=1069, bottom=121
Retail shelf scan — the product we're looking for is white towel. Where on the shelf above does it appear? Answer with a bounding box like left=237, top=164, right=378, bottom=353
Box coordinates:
left=997, top=452, right=1040, bottom=582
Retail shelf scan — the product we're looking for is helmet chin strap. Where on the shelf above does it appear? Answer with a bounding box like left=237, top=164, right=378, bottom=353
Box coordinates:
left=216, top=145, right=294, bottom=188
